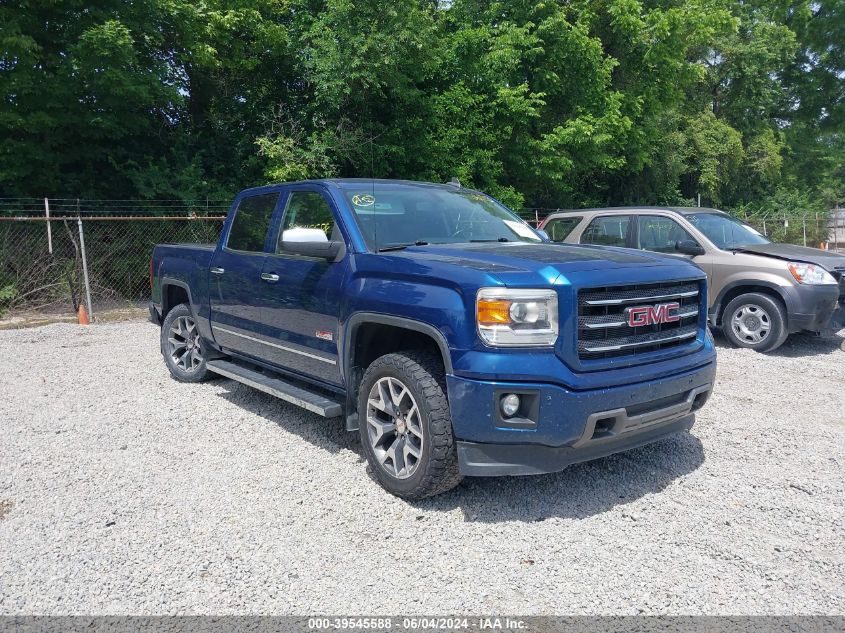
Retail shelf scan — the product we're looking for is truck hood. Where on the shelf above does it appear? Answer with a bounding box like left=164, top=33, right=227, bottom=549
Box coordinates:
left=734, top=243, right=845, bottom=271
left=389, top=242, right=684, bottom=276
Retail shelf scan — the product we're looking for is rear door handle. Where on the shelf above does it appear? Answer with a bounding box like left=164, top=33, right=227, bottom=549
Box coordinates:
left=210, top=267, right=225, bottom=275
left=261, top=272, right=280, bottom=283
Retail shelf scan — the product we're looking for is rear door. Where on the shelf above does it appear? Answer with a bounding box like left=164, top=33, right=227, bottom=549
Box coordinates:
left=208, top=191, right=281, bottom=358
left=258, top=186, right=349, bottom=385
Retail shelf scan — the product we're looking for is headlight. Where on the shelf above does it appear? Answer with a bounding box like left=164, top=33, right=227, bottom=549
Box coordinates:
left=787, top=262, right=837, bottom=285
left=476, top=288, right=558, bottom=346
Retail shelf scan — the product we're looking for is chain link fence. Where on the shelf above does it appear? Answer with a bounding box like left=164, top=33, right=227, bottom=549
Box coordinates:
left=0, top=199, right=227, bottom=321
left=2, top=198, right=842, bottom=322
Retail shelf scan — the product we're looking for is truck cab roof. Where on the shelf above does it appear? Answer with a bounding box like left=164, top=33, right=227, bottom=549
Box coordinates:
left=237, top=178, right=476, bottom=197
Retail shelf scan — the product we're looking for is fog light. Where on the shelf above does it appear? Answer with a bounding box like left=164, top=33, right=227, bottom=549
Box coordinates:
left=500, top=393, right=521, bottom=418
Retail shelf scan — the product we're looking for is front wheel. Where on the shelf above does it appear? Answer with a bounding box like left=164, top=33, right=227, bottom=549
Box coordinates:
left=358, top=351, right=462, bottom=499
left=160, top=303, right=211, bottom=382
left=722, top=292, right=788, bottom=352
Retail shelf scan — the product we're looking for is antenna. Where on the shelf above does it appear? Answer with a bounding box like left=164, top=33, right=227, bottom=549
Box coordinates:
left=370, top=126, right=376, bottom=250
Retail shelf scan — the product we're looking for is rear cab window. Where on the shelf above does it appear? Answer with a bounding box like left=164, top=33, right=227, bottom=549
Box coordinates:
left=226, top=192, right=280, bottom=252
left=581, top=215, right=631, bottom=247
left=545, top=216, right=582, bottom=242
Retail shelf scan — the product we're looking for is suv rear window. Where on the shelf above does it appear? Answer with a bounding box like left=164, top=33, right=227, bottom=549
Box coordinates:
left=581, top=215, right=630, bottom=247
left=545, top=217, right=582, bottom=242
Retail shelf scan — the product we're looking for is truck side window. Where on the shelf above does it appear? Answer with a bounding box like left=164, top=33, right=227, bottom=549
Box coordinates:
left=581, top=216, right=630, bottom=247
left=637, top=215, right=696, bottom=253
left=544, top=217, right=582, bottom=242
left=226, top=193, right=279, bottom=252
left=277, top=191, right=338, bottom=253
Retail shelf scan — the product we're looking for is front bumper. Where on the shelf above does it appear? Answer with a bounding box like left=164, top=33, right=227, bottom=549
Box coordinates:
left=447, top=359, right=716, bottom=476
left=458, top=413, right=695, bottom=476
left=785, top=284, right=840, bottom=333
left=831, top=302, right=845, bottom=331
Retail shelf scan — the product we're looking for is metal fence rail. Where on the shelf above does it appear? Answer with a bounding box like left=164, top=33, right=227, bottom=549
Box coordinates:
left=0, top=197, right=231, bottom=216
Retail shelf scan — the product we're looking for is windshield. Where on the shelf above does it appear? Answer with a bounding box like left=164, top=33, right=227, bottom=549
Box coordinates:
left=686, top=212, right=770, bottom=249
left=342, top=184, right=542, bottom=251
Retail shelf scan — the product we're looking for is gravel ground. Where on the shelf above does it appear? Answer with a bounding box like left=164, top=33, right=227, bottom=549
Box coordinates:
left=0, top=321, right=843, bottom=615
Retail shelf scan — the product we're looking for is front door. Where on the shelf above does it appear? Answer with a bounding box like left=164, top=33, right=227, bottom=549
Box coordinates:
left=259, top=187, right=349, bottom=385
left=208, top=191, right=280, bottom=358
left=633, top=214, right=714, bottom=296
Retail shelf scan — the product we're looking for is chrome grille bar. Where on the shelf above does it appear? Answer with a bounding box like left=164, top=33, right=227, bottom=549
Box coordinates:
left=580, top=307, right=699, bottom=330
left=582, top=289, right=699, bottom=306
left=579, top=327, right=698, bottom=353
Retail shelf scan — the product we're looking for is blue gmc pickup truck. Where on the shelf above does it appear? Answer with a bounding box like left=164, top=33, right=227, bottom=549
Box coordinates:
left=150, top=179, right=716, bottom=498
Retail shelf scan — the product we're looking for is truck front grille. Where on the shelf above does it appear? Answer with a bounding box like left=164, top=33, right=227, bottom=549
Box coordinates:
left=577, top=280, right=702, bottom=360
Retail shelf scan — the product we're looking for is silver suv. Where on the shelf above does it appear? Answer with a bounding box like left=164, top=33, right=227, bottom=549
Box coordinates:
left=540, top=207, right=845, bottom=352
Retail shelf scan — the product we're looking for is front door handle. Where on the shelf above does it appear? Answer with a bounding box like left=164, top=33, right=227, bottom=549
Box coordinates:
left=261, top=272, right=280, bottom=283
left=210, top=267, right=225, bottom=275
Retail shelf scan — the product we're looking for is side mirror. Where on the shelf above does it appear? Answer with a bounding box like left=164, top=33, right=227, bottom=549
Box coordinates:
left=676, top=240, right=705, bottom=257
left=280, top=228, right=342, bottom=261
left=535, top=229, right=550, bottom=241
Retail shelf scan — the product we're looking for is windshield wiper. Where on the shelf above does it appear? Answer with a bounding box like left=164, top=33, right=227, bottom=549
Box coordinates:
left=469, top=237, right=510, bottom=243
left=377, top=240, right=429, bottom=252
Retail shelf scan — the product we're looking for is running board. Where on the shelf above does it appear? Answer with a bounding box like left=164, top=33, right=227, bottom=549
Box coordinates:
left=206, top=360, right=343, bottom=418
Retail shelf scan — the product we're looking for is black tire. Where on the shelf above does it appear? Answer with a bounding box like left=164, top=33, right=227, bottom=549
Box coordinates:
left=357, top=351, right=462, bottom=499
left=721, top=292, right=788, bottom=352
left=160, top=303, right=211, bottom=382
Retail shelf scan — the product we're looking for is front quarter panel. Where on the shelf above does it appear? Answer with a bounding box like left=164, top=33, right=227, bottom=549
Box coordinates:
left=341, top=252, right=502, bottom=361
left=710, top=253, right=795, bottom=315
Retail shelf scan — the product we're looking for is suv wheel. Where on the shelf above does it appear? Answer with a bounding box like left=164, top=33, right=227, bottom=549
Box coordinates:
left=722, top=292, right=788, bottom=352
left=358, top=351, right=462, bottom=499
left=161, top=303, right=210, bottom=382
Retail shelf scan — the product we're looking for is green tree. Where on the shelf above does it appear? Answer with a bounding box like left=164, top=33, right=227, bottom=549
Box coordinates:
left=1, top=0, right=842, bottom=219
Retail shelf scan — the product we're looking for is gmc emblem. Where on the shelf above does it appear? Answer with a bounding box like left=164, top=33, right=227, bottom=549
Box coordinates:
left=625, top=302, right=681, bottom=327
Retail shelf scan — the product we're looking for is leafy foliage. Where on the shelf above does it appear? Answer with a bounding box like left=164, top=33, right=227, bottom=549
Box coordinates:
left=736, top=188, right=831, bottom=246
left=0, top=283, right=16, bottom=317
left=1, top=0, right=842, bottom=213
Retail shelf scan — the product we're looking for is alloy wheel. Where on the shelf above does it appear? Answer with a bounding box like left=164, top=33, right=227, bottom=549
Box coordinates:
left=366, top=376, right=424, bottom=480
left=168, top=315, right=203, bottom=372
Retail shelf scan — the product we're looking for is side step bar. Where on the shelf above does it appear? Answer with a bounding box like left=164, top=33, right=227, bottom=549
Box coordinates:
left=206, top=359, right=343, bottom=418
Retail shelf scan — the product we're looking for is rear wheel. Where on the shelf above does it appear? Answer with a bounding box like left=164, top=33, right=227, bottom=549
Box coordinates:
left=160, top=303, right=210, bottom=382
left=722, top=292, right=788, bottom=352
left=358, top=351, right=462, bottom=499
